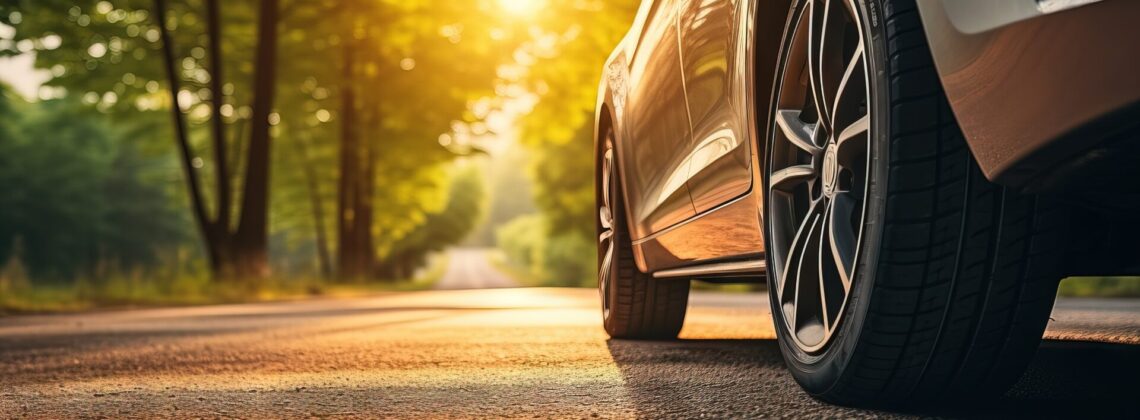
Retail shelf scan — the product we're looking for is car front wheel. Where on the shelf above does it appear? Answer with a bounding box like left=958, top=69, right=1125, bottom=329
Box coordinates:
left=762, top=0, right=1070, bottom=407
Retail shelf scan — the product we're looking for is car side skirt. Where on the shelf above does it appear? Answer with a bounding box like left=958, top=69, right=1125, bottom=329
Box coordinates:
left=631, top=188, right=765, bottom=274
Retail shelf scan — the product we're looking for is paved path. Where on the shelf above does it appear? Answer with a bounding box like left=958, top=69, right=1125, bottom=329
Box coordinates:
left=0, top=286, right=1137, bottom=418
left=433, top=248, right=520, bottom=290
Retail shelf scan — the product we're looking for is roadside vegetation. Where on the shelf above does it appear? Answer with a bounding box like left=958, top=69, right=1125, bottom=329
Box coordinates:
left=0, top=0, right=518, bottom=310
left=0, top=251, right=448, bottom=314
left=1059, top=277, right=1140, bottom=298
left=490, top=0, right=641, bottom=288
left=0, top=0, right=1133, bottom=310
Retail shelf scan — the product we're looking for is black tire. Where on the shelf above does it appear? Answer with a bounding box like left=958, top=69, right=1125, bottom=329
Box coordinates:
left=597, top=131, right=690, bottom=339
left=762, top=0, right=1070, bottom=407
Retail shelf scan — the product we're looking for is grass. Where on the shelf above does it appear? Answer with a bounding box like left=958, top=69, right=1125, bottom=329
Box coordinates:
left=1058, top=277, right=1140, bottom=298
left=0, top=252, right=450, bottom=315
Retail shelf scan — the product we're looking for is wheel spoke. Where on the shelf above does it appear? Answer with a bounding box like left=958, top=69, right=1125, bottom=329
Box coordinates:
left=817, top=202, right=832, bottom=332
left=793, top=213, right=820, bottom=330
left=807, top=0, right=831, bottom=131
left=778, top=199, right=823, bottom=326
left=602, top=149, right=614, bottom=209
left=775, top=110, right=822, bottom=154
left=769, top=0, right=870, bottom=354
left=828, top=194, right=857, bottom=290
left=599, top=242, right=613, bottom=281
left=836, top=113, right=869, bottom=150
left=829, top=43, right=864, bottom=128
left=770, top=165, right=816, bottom=192
left=600, top=147, right=616, bottom=229
left=599, top=240, right=614, bottom=312
left=599, top=142, right=616, bottom=316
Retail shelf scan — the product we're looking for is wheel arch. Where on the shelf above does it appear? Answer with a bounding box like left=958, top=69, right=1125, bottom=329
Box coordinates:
left=595, top=92, right=648, bottom=273
left=749, top=0, right=795, bottom=166
left=594, top=99, right=617, bottom=209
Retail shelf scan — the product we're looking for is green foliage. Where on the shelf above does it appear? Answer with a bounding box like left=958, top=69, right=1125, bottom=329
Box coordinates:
left=378, top=164, right=488, bottom=278
left=1059, top=277, right=1140, bottom=298
left=540, top=230, right=595, bottom=287
left=492, top=0, right=639, bottom=286
left=1, top=0, right=518, bottom=285
left=0, top=97, right=187, bottom=280
left=466, top=149, right=538, bottom=246
left=496, top=214, right=544, bottom=277
left=496, top=213, right=594, bottom=287
left=269, top=0, right=521, bottom=278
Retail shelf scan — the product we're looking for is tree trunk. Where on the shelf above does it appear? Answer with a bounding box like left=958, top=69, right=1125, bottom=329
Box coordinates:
left=336, top=39, right=362, bottom=281
left=155, top=0, right=277, bottom=283
left=205, top=0, right=231, bottom=233
left=153, top=0, right=223, bottom=273
left=297, top=136, right=332, bottom=279
left=352, top=135, right=374, bottom=280
left=357, top=92, right=378, bottom=279
left=233, top=0, right=280, bottom=281
left=228, top=118, right=248, bottom=184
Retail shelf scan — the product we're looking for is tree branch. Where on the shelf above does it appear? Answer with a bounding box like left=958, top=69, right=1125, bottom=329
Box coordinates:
left=206, top=0, right=232, bottom=231
left=152, top=0, right=214, bottom=237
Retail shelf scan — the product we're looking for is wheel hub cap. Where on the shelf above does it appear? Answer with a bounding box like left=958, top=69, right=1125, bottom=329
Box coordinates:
left=822, top=144, right=839, bottom=197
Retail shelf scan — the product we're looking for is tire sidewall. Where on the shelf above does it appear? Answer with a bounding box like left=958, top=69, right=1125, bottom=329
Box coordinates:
left=762, top=0, right=892, bottom=395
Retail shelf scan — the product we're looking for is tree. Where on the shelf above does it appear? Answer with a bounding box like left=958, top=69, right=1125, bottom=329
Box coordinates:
left=152, top=0, right=278, bottom=282
left=494, top=0, right=642, bottom=285
left=269, top=0, right=519, bottom=281
left=0, top=95, right=186, bottom=280
left=378, top=165, right=487, bottom=279
left=1, top=0, right=527, bottom=286
left=2, top=0, right=279, bottom=282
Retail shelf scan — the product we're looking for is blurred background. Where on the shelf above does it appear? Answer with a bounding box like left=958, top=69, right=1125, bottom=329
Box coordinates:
left=0, top=0, right=644, bottom=311
left=0, top=0, right=1133, bottom=312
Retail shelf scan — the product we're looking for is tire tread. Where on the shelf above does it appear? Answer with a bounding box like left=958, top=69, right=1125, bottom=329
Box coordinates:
left=812, top=0, right=1068, bottom=406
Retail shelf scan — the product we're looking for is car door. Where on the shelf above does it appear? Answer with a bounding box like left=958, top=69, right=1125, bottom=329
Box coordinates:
left=620, top=0, right=697, bottom=239
left=677, top=0, right=753, bottom=214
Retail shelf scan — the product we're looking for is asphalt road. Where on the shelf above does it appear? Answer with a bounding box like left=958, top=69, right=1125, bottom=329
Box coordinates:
left=1, top=252, right=1138, bottom=418
left=433, top=249, right=520, bottom=290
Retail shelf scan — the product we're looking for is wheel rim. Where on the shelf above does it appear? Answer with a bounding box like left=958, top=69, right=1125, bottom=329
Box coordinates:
left=768, top=0, right=871, bottom=354
left=598, top=137, right=617, bottom=320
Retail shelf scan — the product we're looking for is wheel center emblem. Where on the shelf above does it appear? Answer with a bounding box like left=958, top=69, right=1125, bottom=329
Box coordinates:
left=822, top=144, right=839, bottom=196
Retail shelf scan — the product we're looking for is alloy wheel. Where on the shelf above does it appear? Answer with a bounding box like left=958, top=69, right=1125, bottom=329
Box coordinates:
left=598, top=136, right=617, bottom=319
left=767, top=0, right=871, bottom=354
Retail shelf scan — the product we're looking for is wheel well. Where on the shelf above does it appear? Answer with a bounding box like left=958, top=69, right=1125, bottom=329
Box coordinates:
left=595, top=103, right=615, bottom=184
left=752, top=0, right=794, bottom=154
left=596, top=104, right=614, bottom=149
left=595, top=102, right=618, bottom=228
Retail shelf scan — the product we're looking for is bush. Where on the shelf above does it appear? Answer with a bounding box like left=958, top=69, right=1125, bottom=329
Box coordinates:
left=496, top=215, right=545, bottom=279
left=496, top=214, right=595, bottom=287
left=1059, top=277, right=1140, bottom=298
left=541, top=232, right=595, bottom=287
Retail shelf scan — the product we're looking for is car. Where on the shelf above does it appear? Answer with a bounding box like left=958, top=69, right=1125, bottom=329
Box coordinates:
left=593, top=0, right=1140, bottom=407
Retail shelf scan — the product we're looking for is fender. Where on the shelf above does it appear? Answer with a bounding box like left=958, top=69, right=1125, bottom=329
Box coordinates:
left=621, top=0, right=791, bottom=274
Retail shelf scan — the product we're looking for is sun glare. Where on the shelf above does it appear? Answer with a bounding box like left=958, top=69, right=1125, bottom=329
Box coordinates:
left=497, top=0, right=544, bottom=16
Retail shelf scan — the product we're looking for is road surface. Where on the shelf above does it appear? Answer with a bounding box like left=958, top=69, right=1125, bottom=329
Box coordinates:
left=1, top=253, right=1137, bottom=418
left=433, top=248, right=519, bottom=290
